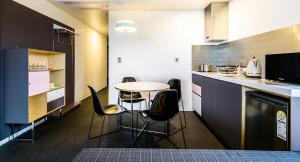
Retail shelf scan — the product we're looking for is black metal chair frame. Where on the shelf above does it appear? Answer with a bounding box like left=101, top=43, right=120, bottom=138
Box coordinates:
left=134, top=90, right=186, bottom=149
left=118, top=77, right=147, bottom=128
left=118, top=77, right=147, bottom=110
left=149, top=79, right=187, bottom=132
left=87, top=86, right=129, bottom=147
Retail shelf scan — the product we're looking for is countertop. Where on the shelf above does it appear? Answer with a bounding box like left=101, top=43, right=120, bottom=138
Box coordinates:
left=192, top=71, right=300, bottom=97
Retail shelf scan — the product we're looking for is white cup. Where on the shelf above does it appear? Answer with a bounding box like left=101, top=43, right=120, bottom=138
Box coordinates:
left=49, top=83, right=55, bottom=89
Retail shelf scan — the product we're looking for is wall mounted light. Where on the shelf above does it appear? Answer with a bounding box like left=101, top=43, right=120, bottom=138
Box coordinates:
left=115, top=20, right=136, bottom=32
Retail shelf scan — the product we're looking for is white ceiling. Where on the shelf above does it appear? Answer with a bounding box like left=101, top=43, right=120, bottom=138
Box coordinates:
left=50, top=0, right=229, bottom=35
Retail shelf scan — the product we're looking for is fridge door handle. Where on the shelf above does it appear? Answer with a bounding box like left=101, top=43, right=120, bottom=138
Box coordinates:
left=268, top=101, right=288, bottom=108
left=254, top=97, right=288, bottom=108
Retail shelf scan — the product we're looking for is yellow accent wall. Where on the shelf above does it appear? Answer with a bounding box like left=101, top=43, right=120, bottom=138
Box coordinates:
left=13, top=0, right=108, bottom=102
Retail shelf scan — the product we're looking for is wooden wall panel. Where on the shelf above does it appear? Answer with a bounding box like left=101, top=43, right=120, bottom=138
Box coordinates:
left=1, top=0, right=53, bottom=51
left=53, top=31, right=75, bottom=106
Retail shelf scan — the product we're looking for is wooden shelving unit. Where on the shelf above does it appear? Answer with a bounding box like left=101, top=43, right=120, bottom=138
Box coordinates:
left=3, top=48, right=65, bottom=125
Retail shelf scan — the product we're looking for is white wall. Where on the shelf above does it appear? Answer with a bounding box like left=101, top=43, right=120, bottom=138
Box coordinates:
left=13, top=0, right=108, bottom=102
left=228, top=0, right=300, bottom=41
left=109, top=11, right=205, bottom=111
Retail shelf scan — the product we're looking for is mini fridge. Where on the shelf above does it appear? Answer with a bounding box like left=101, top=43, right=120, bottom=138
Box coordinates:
left=245, top=91, right=289, bottom=151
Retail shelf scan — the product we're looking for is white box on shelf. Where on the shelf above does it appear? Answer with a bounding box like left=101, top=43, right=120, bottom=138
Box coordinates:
left=47, top=88, right=65, bottom=102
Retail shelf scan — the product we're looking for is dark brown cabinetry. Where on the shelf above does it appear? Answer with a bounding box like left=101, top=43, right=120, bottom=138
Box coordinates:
left=192, top=74, right=242, bottom=149
left=0, top=0, right=76, bottom=140
left=0, top=0, right=53, bottom=50
left=214, top=79, right=242, bottom=149
left=201, top=77, right=217, bottom=129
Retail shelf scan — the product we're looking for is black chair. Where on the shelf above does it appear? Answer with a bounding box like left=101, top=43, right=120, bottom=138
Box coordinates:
left=118, top=77, right=147, bottom=128
left=118, top=77, right=146, bottom=109
left=135, top=90, right=186, bottom=149
left=87, top=86, right=128, bottom=147
left=168, top=79, right=187, bottom=129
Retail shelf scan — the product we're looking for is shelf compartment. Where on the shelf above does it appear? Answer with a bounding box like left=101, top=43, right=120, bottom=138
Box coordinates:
left=47, top=88, right=65, bottom=103
left=3, top=48, right=65, bottom=125
left=47, top=97, right=64, bottom=113
left=29, top=93, right=47, bottom=123
left=28, top=48, right=65, bottom=72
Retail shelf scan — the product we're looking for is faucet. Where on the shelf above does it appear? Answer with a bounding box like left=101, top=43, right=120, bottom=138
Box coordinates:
left=237, top=60, right=246, bottom=76
left=238, top=60, right=246, bottom=68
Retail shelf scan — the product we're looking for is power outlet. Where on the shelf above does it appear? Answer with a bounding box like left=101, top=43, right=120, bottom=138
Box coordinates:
left=175, top=57, right=179, bottom=63
left=117, top=57, right=122, bottom=63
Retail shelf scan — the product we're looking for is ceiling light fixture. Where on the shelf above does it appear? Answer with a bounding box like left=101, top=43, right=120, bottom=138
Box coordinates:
left=115, top=20, right=136, bottom=32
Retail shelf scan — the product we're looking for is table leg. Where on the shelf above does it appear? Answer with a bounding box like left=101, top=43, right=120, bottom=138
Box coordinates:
left=131, top=91, right=134, bottom=147
left=148, top=92, right=151, bottom=109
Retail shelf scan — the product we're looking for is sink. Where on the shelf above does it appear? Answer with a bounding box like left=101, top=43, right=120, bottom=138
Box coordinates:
left=216, top=73, right=239, bottom=77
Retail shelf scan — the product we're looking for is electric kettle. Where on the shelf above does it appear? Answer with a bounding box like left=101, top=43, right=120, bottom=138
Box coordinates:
left=246, top=57, right=262, bottom=78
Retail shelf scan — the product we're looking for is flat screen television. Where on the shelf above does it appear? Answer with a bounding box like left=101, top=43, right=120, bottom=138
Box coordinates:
left=265, top=52, right=300, bottom=84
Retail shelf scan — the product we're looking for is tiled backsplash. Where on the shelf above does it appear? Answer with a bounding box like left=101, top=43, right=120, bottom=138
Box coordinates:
left=192, top=45, right=217, bottom=70
left=192, top=23, right=300, bottom=78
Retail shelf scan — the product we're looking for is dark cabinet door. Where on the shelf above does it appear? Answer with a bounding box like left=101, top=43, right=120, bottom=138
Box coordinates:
left=215, top=80, right=242, bottom=149
left=201, top=77, right=216, bottom=129
left=1, top=0, right=53, bottom=50
left=192, top=74, right=242, bottom=149
left=192, top=74, right=203, bottom=86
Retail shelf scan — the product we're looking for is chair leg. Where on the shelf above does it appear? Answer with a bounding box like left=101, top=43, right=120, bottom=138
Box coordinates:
left=166, top=121, right=170, bottom=135
left=98, top=116, right=106, bottom=148
left=87, top=112, right=95, bottom=139
left=136, top=111, right=139, bottom=138
left=116, top=115, right=121, bottom=131
left=145, top=123, right=149, bottom=148
left=119, top=101, right=124, bottom=126
left=133, top=120, right=148, bottom=146
left=179, top=113, right=187, bottom=149
left=181, top=100, right=187, bottom=128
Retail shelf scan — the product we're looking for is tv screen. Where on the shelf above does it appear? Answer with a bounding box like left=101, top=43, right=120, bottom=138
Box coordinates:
left=266, top=53, right=300, bottom=84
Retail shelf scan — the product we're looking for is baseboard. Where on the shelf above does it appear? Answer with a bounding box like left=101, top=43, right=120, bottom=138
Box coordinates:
left=0, top=119, right=45, bottom=146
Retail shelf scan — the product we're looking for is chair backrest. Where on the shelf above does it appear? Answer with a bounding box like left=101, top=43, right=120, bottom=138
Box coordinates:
left=122, top=77, right=136, bottom=83
left=168, top=79, right=181, bottom=100
left=120, top=77, right=142, bottom=98
left=88, top=86, right=105, bottom=116
left=149, top=90, right=179, bottom=121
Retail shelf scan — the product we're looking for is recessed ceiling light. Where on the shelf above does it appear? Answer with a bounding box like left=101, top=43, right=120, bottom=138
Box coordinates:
left=115, top=20, right=137, bottom=33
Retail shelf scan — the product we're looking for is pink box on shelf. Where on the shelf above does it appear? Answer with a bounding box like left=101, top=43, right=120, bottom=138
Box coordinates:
left=29, top=71, right=49, bottom=97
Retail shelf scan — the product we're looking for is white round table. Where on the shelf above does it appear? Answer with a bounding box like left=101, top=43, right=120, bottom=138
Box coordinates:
left=115, top=81, right=170, bottom=92
left=115, top=81, right=170, bottom=146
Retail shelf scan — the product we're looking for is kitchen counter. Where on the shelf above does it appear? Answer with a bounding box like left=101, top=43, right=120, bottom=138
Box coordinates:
left=193, top=71, right=300, bottom=151
left=192, top=71, right=300, bottom=97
